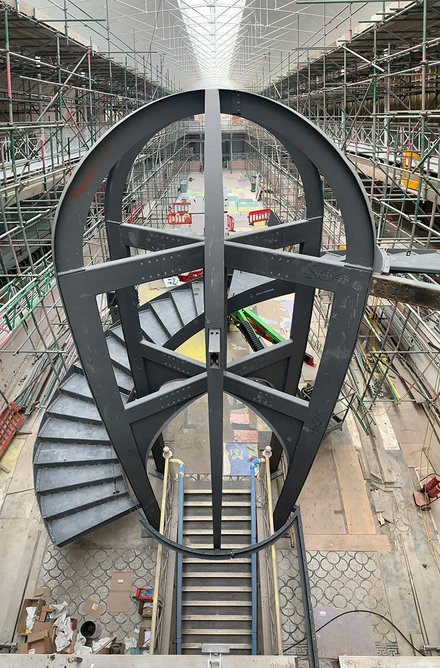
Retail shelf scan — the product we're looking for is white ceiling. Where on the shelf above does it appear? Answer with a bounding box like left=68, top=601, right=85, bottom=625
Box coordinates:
left=33, top=0, right=385, bottom=89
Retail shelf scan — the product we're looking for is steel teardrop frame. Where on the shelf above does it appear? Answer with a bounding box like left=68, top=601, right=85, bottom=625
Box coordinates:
left=53, top=88, right=376, bottom=558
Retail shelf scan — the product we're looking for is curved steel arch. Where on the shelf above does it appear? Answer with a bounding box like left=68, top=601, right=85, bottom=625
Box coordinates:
left=53, top=88, right=376, bottom=557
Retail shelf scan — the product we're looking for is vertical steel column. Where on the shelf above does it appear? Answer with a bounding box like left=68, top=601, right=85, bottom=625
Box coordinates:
left=203, top=89, right=226, bottom=549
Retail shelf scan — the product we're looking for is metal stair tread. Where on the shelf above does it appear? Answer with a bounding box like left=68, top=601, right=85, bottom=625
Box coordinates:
left=106, top=336, right=131, bottom=370
left=184, top=501, right=251, bottom=507
left=182, top=644, right=252, bottom=650
left=47, top=394, right=103, bottom=424
left=183, top=516, right=250, bottom=521
left=169, top=288, right=197, bottom=324
left=47, top=495, right=136, bottom=546
left=182, top=572, right=252, bottom=578
left=38, top=417, right=110, bottom=443
left=182, top=601, right=252, bottom=606
left=182, top=558, right=251, bottom=564
left=149, top=298, right=182, bottom=336
left=39, top=481, right=129, bottom=519
left=182, top=615, right=252, bottom=621
left=34, top=441, right=118, bottom=466
left=139, top=309, right=168, bottom=344
left=182, top=586, right=252, bottom=592
left=181, top=629, right=250, bottom=635
left=183, top=529, right=251, bottom=535
left=185, top=489, right=250, bottom=494
left=35, top=462, right=124, bottom=492
left=60, top=370, right=93, bottom=400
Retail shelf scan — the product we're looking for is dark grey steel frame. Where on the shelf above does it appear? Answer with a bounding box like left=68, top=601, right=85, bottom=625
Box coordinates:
left=53, top=88, right=376, bottom=557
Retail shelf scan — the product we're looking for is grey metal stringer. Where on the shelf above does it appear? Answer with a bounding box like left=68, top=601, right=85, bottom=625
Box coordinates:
left=203, top=89, right=227, bottom=549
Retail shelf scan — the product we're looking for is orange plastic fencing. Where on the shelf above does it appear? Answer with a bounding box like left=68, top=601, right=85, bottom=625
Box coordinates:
left=248, top=208, right=271, bottom=226
left=166, top=211, right=192, bottom=225
left=0, top=402, right=24, bottom=459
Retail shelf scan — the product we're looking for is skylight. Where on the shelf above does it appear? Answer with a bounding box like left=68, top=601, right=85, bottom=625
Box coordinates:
left=177, top=0, right=246, bottom=86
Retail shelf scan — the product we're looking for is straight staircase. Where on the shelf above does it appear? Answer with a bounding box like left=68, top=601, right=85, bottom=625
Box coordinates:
left=179, top=478, right=255, bottom=655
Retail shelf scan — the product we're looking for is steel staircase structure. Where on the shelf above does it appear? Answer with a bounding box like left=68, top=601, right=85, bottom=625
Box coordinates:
left=33, top=274, right=293, bottom=546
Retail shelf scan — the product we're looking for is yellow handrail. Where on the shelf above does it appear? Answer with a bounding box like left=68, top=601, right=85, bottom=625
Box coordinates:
left=262, top=446, right=284, bottom=655
left=150, top=447, right=184, bottom=655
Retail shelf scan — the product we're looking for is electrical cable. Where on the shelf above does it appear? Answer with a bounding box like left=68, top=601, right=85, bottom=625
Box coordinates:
left=283, top=608, right=425, bottom=656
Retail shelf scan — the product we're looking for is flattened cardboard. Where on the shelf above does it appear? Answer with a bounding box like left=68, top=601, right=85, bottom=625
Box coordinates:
left=107, top=591, right=131, bottom=613
left=107, top=571, right=133, bottom=613
left=82, top=598, right=105, bottom=618
left=109, top=572, right=133, bottom=591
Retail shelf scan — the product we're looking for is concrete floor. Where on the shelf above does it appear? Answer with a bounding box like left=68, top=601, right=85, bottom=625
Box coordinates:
left=0, top=170, right=440, bottom=661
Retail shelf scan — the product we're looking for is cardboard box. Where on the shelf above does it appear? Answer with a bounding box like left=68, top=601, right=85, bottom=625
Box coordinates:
left=26, top=624, right=56, bottom=654
left=38, top=605, right=55, bottom=622
left=16, top=599, right=46, bottom=635
left=138, top=601, right=153, bottom=618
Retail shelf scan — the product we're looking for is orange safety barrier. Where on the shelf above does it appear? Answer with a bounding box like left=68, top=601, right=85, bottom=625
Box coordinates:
left=248, top=208, right=271, bottom=226
left=170, top=200, right=190, bottom=214
left=227, top=215, right=235, bottom=231
left=0, top=402, right=24, bottom=460
left=178, top=269, right=204, bottom=282
left=167, top=211, right=192, bottom=225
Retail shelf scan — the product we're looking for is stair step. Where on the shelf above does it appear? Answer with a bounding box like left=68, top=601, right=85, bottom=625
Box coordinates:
left=39, top=417, right=110, bottom=443
left=47, top=495, right=136, bottom=546
left=182, top=615, right=252, bottom=621
left=34, top=441, right=118, bottom=466
left=181, top=629, right=250, bottom=636
left=183, top=529, right=251, bottom=535
left=184, top=501, right=251, bottom=507
left=183, top=558, right=251, bottom=564
left=182, top=643, right=252, bottom=651
left=183, top=516, right=250, bottom=522
left=182, top=601, right=252, bottom=607
left=182, top=586, right=252, bottom=592
left=185, top=489, right=250, bottom=494
left=39, top=481, right=128, bottom=519
left=47, top=395, right=102, bottom=425
left=184, top=545, right=252, bottom=550
left=35, top=462, right=123, bottom=493
left=106, top=336, right=130, bottom=370
left=183, top=572, right=252, bottom=578
left=112, top=366, right=134, bottom=393
left=149, top=298, right=182, bottom=336
left=170, top=288, right=197, bottom=324
left=139, top=309, right=168, bottom=345
left=60, top=370, right=93, bottom=401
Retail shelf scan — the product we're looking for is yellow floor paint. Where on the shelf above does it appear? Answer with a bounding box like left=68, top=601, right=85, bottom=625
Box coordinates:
left=177, top=330, right=206, bottom=362
left=0, top=436, right=26, bottom=479
left=138, top=279, right=168, bottom=306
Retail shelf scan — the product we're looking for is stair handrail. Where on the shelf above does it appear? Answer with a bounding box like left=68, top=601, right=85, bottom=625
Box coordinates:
left=250, top=457, right=264, bottom=655
left=258, top=446, right=284, bottom=655
left=150, top=446, right=183, bottom=654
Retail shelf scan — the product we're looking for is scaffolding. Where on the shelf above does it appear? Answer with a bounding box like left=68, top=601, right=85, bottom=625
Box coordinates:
left=0, top=0, right=191, bottom=410
left=241, top=0, right=439, bottom=435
